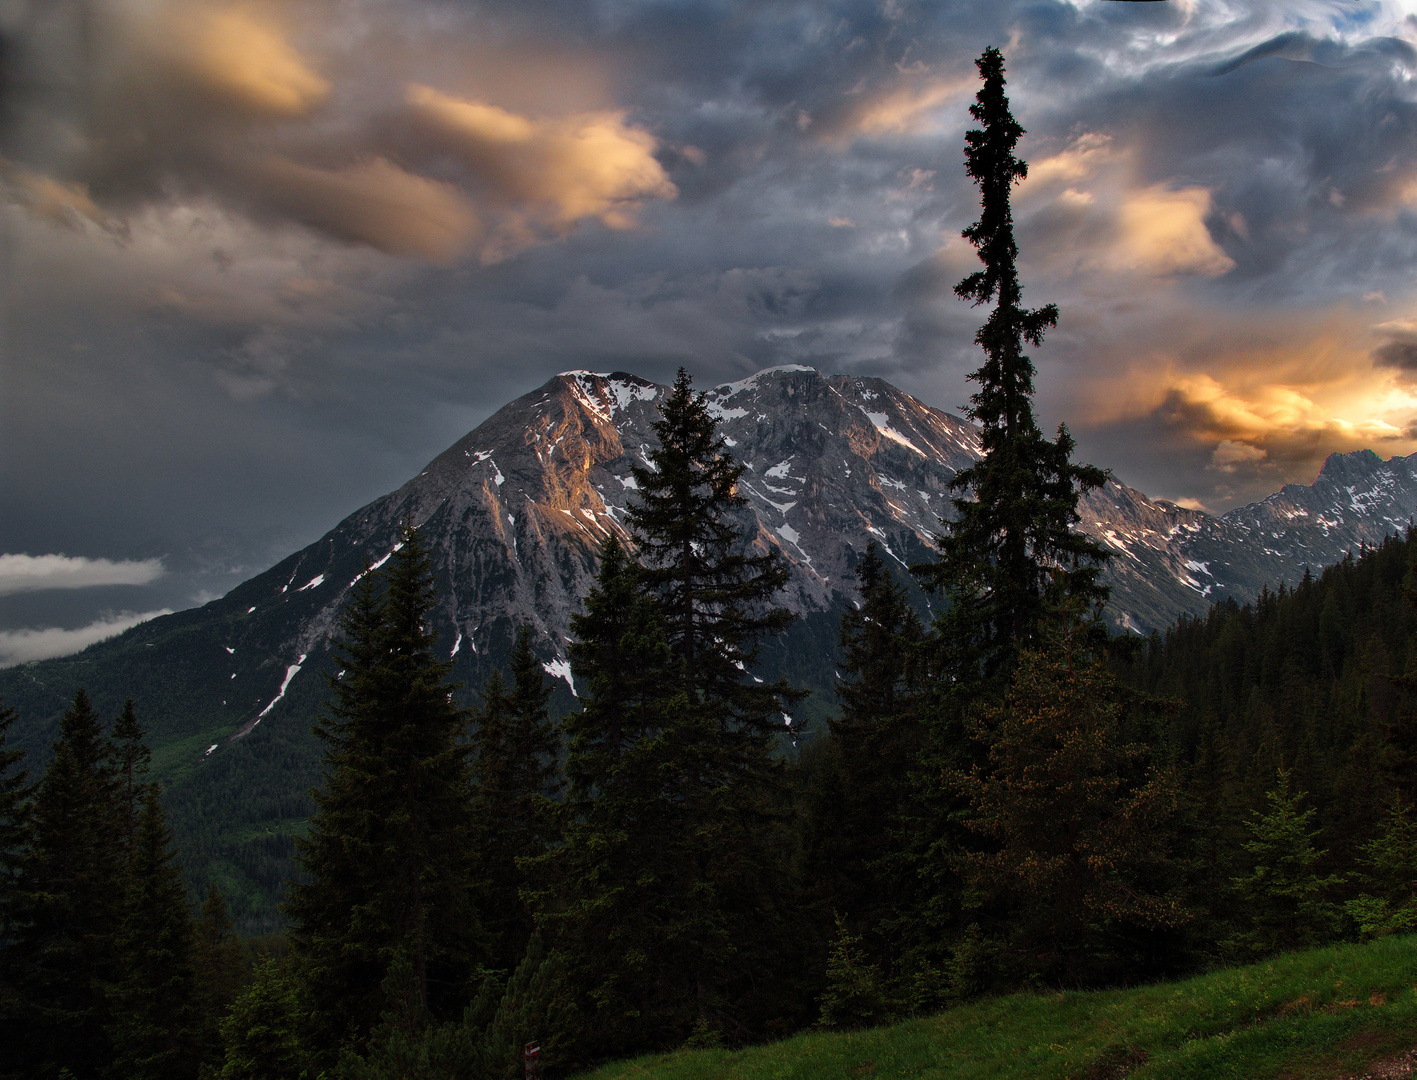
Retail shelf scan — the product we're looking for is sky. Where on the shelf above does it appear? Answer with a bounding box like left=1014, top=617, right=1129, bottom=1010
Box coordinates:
left=5, top=0, right=1417, bottom=662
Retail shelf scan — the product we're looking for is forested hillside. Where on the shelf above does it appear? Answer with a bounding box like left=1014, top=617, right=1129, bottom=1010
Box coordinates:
left=1120, top=530, right=1417, bottom=924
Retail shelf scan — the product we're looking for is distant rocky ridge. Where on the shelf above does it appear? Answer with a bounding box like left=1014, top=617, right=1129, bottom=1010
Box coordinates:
left=1078, top=448, right=1417, bottom=633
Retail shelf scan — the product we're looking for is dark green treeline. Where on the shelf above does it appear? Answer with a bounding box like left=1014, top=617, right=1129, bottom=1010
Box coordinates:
left=1118, top=529, right=1417, bottom=952
left=0, top=690, right=247, bottom=1080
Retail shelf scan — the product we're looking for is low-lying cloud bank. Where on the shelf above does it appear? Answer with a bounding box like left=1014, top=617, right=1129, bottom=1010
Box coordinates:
left=0, top=610, right=173, bottom=667
left=0, top=554, right=166, bottom=596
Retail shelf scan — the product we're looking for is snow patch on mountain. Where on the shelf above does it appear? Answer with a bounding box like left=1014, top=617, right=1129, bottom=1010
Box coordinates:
left=542, top=657, right=576, bottom=696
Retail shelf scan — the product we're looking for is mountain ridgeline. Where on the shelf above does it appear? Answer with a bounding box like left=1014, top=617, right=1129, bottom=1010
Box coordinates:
left=4, top=366, right=1417, bottom=928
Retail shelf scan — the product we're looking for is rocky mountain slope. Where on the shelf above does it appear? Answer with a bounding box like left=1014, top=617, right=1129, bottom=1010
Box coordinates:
left=5, top=364, right=1417, bottom=927
left=1078, top=448, right=1417, bottom=633
left=9, top=361, right=1417, bottom=754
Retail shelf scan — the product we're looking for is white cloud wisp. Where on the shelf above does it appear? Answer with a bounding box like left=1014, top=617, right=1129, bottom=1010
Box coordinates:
left=0, top=610, right=173, bottom=667
left=0, top=554, right=166, bottom=596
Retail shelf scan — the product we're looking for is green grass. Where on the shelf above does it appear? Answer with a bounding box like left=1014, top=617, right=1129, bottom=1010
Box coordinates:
left=577, top=936, right=1417, bottom=1080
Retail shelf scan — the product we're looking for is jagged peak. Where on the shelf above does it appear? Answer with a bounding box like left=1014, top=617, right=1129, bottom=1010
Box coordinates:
left=554, top=369, right=657, bottom=386
left=709, top=364, right=820, bottom=398
left=1317, top=448, right=1384, bottom=481
left=543, top=370, right=662, bottom=426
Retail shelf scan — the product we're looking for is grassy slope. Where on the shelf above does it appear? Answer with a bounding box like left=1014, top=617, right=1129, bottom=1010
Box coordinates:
left=579, top=936, right=1417, bottom=1080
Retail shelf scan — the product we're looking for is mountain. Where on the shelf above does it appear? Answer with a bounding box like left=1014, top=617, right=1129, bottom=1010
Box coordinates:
left=1076, top=448, right=1417, bottom=633
left=4, top=364, right=1416, bottom=927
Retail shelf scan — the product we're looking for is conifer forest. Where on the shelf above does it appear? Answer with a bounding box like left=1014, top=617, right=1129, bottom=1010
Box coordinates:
left=7, top=49, right=1417, bottom=1079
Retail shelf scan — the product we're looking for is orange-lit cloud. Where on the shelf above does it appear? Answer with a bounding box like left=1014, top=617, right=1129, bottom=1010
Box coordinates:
left=842, top=74, right=976, bottom=137
left=1, top=0, right=677, bottom=264
left=1211, top=439, right=1267, bottom=472
left=250, top=156, right=481, bottom=262
left=405, top=84, right=676, bottom=244
left=1014, top=135, right=1233, bottom=280
left=139, top=2, right=330, bottom=117
left=1018, top=133, right=1114, bottom=190
left=1057, top=309, right=1417, bottom=497
left=2, top=168, right=112, bottom=232
left=1111, top=186, right=1234, bottom=278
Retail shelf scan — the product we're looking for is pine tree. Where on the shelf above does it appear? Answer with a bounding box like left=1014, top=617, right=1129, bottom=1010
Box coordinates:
left=9, top=689, right=125, bottom=1079
left=627, top=366, right=803, bottom=732
left=804, top=545, right=924, bottom=963
left=815, top=916, right=889, bottom=1032
left=528, top=537, right=695, bottom=1062
left=919, top=46, right=1109, bottom=682
left=0, top=696, right=34, bottom=1076
left=1345, top=796, right=1417, bottom=939
left=339, top=934, right=575, bottom=1080
left=109, top=782, right=199, bottom=1080
left=218, top=960, right=317, bottom=1080
left=112, top=698, right=151, bottom=853
left=622, top=369, right=803, bottom=1042
left=959, top=625, right=1187, bottom=986
left=1229, top=768, right=1341, bottom=958
left=462, top=935, right=575, bottom=1080
left=192, top=885, right=249, bottom=1071
left=286, top=525, right=482, bottom=1056
left=0, top=695, right=30, bottom=918
left=470, top=624, right=561, bottom=971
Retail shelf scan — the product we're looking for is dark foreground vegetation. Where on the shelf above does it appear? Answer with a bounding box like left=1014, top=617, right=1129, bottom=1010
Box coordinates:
left=3, top=48, right=1417, bottom=1080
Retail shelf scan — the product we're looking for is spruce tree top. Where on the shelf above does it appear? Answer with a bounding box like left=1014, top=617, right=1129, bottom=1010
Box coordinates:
left=923, top=47, right=1109, bottom=678
left=627, top=367, right=795, bottom=710
left=955, top=46, right=1055, bottom=439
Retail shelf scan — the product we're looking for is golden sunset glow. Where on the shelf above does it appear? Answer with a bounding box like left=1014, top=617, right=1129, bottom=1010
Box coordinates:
left=1111, top=186, right=1234, bottom=278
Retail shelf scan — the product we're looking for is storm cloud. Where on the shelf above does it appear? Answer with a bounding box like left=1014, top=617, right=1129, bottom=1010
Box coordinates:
left=8, top=0, right=1417, bottom=632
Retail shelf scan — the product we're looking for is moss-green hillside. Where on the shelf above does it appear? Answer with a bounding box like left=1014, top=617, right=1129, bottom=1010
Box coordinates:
left=578, top=935, right=1417, bottom=1080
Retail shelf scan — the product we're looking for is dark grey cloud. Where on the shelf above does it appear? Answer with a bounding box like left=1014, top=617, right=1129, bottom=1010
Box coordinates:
left=9, top=0, right=1417, bottom=648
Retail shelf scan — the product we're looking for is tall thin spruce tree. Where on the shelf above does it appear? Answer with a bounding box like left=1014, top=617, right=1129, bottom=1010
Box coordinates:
left=920, top=46, right=1109, bottom=681
left=287, top=524, right=482, bottom=1056
left=893, top=48, right=1118, bottom=998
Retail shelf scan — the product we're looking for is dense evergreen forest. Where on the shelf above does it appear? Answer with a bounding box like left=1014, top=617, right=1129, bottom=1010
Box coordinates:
left=4, top=48, right=1417, bottom=1079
